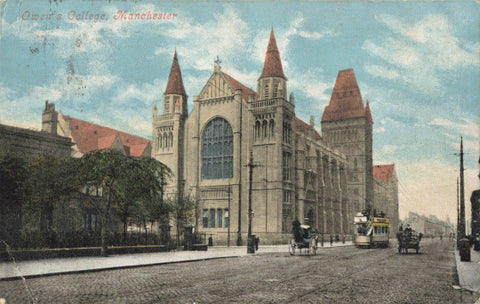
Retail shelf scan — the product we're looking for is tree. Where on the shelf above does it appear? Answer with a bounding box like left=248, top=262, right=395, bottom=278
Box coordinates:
left=72, top=150, right=171, bottom=255
left=115, top=156, right=171, bottom=244
left=167, top=194, right=196, bottom=248
left=23, top=156, right=72, bottom=247
left=0, top=156, right=27, bottom=249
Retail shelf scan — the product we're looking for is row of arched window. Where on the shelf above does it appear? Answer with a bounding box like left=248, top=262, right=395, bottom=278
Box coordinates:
left=254, top=119, right=275, bottom=141
left=157, top=132, right=174, bottom=150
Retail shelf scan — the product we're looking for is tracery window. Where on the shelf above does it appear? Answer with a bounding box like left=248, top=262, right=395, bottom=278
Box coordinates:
left=269, top=119, right=275, bottom=138
left=202, top=118, right=233, bottom=179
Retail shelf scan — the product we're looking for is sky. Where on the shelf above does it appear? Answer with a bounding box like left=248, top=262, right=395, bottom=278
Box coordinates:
left=1, top=0, right=479, bottom=224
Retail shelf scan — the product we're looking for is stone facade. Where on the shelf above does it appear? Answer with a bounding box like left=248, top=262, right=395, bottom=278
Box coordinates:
left=153, top=30, right=352, bottom=244
left=321, top=69, right=374, bottom=217
left=373, top=164, right=399, bottom=234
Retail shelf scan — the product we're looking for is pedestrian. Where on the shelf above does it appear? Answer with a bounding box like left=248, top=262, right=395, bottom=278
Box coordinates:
left=330, top=234, right=333, bottom=246
left=255, top=236, right=259, bottom=250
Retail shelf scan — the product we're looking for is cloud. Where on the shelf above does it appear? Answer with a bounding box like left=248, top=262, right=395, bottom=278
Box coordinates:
left=430, top=117, right=479, bottom=139
left=288, top=67, right=331, bottom=106
left=113, top=78, right=165, bottom=106
left=364, top=14, right=479, bottom=96
left=365, top=65, right=400, bottom=80
left=159, top=5, right=250, bottom=72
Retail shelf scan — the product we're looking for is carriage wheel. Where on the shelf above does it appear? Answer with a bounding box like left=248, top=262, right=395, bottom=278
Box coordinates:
left=288, top=239, right=296, bottom=256
left=310, top=239, right=317, bottom=256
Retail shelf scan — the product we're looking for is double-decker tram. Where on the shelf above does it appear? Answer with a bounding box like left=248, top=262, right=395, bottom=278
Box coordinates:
left=354, top=211, right=390, bottom=248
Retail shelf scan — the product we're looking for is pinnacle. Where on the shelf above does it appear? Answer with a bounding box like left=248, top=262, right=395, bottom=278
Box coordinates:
left=260, top=29, right=286, bottom=80
left=165, top=51, right=186, bottom=96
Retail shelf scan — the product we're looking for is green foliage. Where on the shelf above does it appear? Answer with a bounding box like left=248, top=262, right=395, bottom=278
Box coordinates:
left=0, top=156, right=27, bottom=248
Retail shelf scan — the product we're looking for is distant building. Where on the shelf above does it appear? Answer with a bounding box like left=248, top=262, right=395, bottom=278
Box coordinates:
left=373, top=164, right=399, bottom=233
left=406, top=212, right=453, bottom=237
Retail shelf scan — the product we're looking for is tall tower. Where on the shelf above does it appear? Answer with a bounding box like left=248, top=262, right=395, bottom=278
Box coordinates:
left=153, top=51, right=188, bottom=198
left=321, top=69, right=374, bottom=215
left=252, top=29, right=296, bottom=233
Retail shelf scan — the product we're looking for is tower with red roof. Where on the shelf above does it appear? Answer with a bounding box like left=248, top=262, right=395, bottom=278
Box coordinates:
left=321, top=69, right=374, bottom=217
left=153, top=51, right=188, bottom=198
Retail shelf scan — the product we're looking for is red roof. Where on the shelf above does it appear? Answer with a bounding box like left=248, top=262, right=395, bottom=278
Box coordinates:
left=223, top=73, right=257, bottom=102
left=63, top=115, right=152, bottom=157
left=294, top=117, right=326, bottom=144
left=322, top=69, right=371, bottom=123
left=164, top=51, right=186, bottom=96
left=374, top=164, right=395, bottom=183
left=259, top=29, right=287, bottom=80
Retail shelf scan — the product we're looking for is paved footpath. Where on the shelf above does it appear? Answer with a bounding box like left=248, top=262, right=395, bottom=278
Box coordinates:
left=0, top=242, right=352, bottom=280
left=455, top=245, right=480, bottom=294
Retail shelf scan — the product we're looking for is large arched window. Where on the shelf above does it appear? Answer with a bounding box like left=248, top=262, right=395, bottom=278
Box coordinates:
left=202, top=118, right=233, bottom=179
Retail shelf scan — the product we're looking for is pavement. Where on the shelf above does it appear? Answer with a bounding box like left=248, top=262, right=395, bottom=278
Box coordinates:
left=0, top=241, right=352, bottom=281
left=455, top=245, right=480, bottom=294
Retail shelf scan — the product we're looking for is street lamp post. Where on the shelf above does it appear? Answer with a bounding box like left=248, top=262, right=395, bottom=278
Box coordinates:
left=247, top=151, right=258, bottom=254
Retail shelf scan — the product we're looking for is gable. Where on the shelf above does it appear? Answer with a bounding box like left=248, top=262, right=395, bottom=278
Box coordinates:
left=199, top=72, right=236, bottom=100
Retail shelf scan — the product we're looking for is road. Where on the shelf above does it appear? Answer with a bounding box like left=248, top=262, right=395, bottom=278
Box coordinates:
left=1, top=238, right=478, bottom=304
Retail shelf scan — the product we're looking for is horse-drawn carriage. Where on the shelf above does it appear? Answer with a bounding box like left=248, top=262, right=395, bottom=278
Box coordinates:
left=397, top=230, right=423, bottom=254
left=288, top=222, right=317, bottom=256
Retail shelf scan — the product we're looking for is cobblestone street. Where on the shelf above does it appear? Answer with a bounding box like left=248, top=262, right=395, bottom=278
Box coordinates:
left=1, top=239, right=478, bottom=304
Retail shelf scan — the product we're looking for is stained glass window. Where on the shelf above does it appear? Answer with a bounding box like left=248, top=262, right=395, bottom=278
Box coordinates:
left=201, top=118, right=233, bottom=179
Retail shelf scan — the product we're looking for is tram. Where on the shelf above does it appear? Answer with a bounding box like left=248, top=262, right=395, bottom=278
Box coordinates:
left=353, top=211, right=390, bottom=248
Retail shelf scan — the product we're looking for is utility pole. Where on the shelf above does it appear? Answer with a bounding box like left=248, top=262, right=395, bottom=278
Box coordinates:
left=458, top=137, right=466, bottom=246
left=227, top=183, right=231, bottom=247
left=457, top=177, right=460, bottom=247
left=246, top=151, right=259, bottom=254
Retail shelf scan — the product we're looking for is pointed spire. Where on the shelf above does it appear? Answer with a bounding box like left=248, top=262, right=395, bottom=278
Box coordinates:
left=164, top=51, right=186, bottom=96
left=260, top=29, right=286, bottom=79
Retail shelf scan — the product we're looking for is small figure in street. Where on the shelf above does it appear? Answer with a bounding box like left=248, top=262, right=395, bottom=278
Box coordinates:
left=208, top=236, right=213, bottom=247
left=330, top=234, right=333, bottom=246
left=399, top=224, right=403, bottom=232
left=255, top=236, right=259, bottom=250
left=405, top=224, right=412, bottom=234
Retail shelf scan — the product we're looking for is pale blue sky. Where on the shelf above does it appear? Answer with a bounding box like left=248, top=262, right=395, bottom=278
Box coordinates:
left=1, top=0, right=479, bottom=223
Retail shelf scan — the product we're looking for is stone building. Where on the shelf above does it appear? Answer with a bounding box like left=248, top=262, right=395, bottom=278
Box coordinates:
left=406, top=212, right=453, bottom=237
left=373, top=164, right=399, bottom=233
left=153, top=30, right=354, bottom=244
left=42, top=101, right=152, bottom=158
left=0, top=122, right=72, bottom=162
left=321, top=69, right=374, bottom=215
left=40, top=101, right=152, bottom=233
